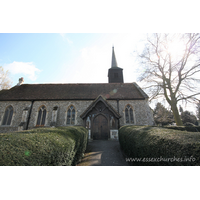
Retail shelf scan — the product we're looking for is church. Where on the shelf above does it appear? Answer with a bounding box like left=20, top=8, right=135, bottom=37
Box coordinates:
left=0, top=47, right=154, bottom=139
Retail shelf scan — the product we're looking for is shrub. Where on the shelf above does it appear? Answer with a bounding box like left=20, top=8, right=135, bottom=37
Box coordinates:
left=0, top=126, right=88, bottom=166
left=183, top=122, right=196, bottom=126
left=119, top=125, right=200, bottom=166
left=164, top=126, right=200, bottom=132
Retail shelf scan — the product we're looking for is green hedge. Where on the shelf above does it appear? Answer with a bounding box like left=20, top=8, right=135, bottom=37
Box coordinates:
left=163, top=126, right=200, bottom=132
left=119, top=125, right=200, bottom=166
left=0, top=126, right=88, bottom=166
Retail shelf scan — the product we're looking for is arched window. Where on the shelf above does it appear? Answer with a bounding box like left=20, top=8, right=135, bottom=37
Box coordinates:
left=67, top=105, right=76, bottom=125
left=36, top=105, right=46, bottom=126
left=2, top=106, right=13, bottom=125
left=125, top=105, right=134, bottom=124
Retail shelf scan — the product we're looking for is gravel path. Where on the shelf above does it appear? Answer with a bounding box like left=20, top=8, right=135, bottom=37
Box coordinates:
left=77, top=140, right=129, bottom=166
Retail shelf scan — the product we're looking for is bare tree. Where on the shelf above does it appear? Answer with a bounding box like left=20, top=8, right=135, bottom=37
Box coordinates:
left=196, top=101, right=200, bottom=120
left=0, top=66, right=12, bottom=90
left=137, top=33, right=200, bottom=126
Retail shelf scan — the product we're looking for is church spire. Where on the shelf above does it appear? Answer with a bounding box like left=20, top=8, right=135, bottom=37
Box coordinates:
left=108, top=46, right=124, bottom=83
left=111, top=46, right=118, bottom=68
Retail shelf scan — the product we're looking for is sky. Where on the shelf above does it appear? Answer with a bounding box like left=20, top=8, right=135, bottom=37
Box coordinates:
left=0, top=33, right=146, bottom=85
left=0, top=33, right=199, bottom=113
left=1, top=1, right=200, bottom=115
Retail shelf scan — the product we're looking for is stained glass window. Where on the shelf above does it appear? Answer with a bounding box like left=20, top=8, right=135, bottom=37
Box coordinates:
left=125, top=105, right=134, bottom=124
left=2, top=106, right=13, bottom=125
left=36, top=106, right=46, bottom=126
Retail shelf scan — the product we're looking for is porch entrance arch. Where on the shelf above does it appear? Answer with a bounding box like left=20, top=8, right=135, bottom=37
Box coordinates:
left=80, top=96, right=121, bottom=140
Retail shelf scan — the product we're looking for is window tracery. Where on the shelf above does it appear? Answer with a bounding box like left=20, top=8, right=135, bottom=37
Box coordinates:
left=36, top=105, right=46, bottom=126
left=67, top=105, right=76, bottom=125
left=125, top=105, right=134, bottom=124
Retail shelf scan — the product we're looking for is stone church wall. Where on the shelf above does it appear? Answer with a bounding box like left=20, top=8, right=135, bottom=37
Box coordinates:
left=0, top=101, right=32, bottom=133
left=107, top=99, right=154, bottom=126
left=118, top=99, right=154, bottom=126
left=28, top=100, right=93, bottom=129
left=0, top=99, right=154, bottom=133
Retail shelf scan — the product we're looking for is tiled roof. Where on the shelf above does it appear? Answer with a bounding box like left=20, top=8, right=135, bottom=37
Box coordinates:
left=0, top=83, right=148, bottom=101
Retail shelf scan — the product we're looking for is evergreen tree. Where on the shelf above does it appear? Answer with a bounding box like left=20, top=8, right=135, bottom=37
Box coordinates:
left=181, top=111, right=198, bottom=126
left=153, top=102, right=174, bottom=126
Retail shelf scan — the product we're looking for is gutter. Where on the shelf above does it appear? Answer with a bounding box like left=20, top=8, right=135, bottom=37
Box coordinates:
left=117, top=99, right=120, bottom=128
left=0, top=97, right=145, bottom=101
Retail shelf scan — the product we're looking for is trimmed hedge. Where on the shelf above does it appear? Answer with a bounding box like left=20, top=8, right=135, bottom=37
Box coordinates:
left=0, top=126, right=88, bottom=166
left=119, top=125, right=200, bottom=166
left=163, top=126, right=200, bottom=132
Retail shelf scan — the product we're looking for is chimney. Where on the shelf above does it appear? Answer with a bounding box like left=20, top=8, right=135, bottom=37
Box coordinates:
left=17, top=77, right=24, bottom=86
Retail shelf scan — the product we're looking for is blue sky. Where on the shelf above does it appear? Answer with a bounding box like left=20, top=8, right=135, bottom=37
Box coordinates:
left=0, top=33, right=145, bottom=86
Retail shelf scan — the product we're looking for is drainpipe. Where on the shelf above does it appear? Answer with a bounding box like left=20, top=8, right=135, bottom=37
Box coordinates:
left=117, top=99, right=120, bottom=129
left=26, top=100, right=34, bottom=130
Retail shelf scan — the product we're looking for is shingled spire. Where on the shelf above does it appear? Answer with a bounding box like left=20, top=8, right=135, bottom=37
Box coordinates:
left=111, top=46, right=118, bottom=68
left=108, top=47, right=124, bottom=83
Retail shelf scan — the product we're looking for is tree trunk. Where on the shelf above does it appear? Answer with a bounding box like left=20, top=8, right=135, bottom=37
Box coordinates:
left=171, top=101, right=183, bottom=126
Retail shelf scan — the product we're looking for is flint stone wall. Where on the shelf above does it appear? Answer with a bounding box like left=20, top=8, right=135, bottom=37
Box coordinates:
left=0, top=99, right=154, bottom=133
left=118, top=99, right=154, bottom=126
left=28, top=100, right=92, bottom=128
left=0, top=101, right=32, bottom=133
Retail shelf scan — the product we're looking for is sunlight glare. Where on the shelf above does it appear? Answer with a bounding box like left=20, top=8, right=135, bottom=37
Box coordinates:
left=167, top=40, right=185, bottom=59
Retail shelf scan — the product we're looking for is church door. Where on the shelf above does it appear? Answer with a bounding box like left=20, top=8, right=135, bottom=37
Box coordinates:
left=92, top=115, right=108, bottom=140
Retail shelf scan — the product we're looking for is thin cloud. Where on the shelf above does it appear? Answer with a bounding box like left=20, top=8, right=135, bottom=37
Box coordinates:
left=3, top=61, right=41, bottom=81
left=59, top=33, right=73, bottom=44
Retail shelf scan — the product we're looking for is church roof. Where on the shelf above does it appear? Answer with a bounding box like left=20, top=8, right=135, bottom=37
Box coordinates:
left=0, top=82, right=148, bottom=101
